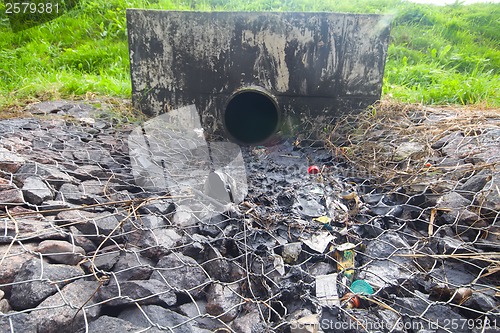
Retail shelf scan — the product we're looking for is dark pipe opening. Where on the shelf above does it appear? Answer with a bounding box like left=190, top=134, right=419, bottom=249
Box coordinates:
left=224, top=90, right=279, bottom=145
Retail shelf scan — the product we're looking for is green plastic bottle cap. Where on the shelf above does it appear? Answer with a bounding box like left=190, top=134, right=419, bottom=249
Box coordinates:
left=350, top=279, right=374, bottom=295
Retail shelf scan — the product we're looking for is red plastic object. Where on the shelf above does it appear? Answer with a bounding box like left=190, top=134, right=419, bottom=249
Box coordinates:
left=350, top=295, right=361, bottom=308
left=308, top=165, right=320, bottom=174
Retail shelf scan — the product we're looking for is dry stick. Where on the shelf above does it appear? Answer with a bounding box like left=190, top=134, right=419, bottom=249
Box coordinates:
left=395, top=253, right=500, bottom=261
left=0, top=194, right=194, bottom=219
left=70, top=279, right=105, bottom=331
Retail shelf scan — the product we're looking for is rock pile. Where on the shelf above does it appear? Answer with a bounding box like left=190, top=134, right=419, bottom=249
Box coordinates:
left=0, top=101, right=498, bottom=332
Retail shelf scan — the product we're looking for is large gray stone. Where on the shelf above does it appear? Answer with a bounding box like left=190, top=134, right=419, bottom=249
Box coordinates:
left=56, top=209, right=121, bottom=237
left=9, top=258, right=83, bottom=310
left=15, top=163, right=76, bottom=186
left=69, top=226, right=97, bottom=252
left=97, top=279, right=176, bottom=307
left=0, top=147, right=25, bottom=173
left=78, top=316, right=144, bottom=333
left=30, top=280, right=101, bottom=333
left=55, top=183, right=88, bottom=204
left=79, top=179, right=106, bottom=196
left=118, top=304, right=206, bottom=333
left=479, top=177, right=500, bottom=214
left=0, top=207, right=63, bottom=244
left=231, top=307, right=267, bottom=333
left=392, top=291, right=470, bottom=333
left=112, top=251, right=155, bottom=281
left=359, top=231, right=416, bottom=289
left=137, top=227, right=182, bottom=256
left=0, top=313, right=36, bottom=333
left=22, top=176, right=54, bottom=205
left=150, top=252, right=209, bottom=298
left=436, top=192, right=482, bottom=227
left=393, top=141, right=426, bottom=162
left=206, top=282, right=242, bottom=323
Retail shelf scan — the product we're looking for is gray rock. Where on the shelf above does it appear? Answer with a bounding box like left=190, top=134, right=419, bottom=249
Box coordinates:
left=0, top=188, right=24, bottom=205
left=38, top=200, right=74, bottom=210
left=0, top=208, right=63, bottom=243
left=0, top=243, right=37, bottom=286
left=31, top=280, right=101, bottom=333
left=79, top=179, right=106, bottom=196
left=78, top=316, right=144, bottom=333
left=73, top=148, right=108, bottom=164
left=15, top=163, right=76, bottom=186
left=376, top=310, right=406, bottom=333
left=461, top=291, right=497, bottom=314
left=37, top=240, right=86, bottom=265
left=21, top=176, right=54, bottom=205
left=392, top=291, right=470, bottom=333
left=56, top=209, right=121, bottom=237
left=178, top=300, right=224, bottom=331
left=206, top=282, right=242, bottom=322
left=173, top=205, right=197, bottom=227
left=71, top=164, right=112, bottom=181
left=138, top=227, right=183, bottom=256
left=90, top=246, right=121, bottom=271
left=118, top=304, right=204, bottom=333
left=0, top=147, right=25, bottom=173
left=97, top=279, right=177, bottom=307
left=306, top=262, right=335, bottom=277
left=232, top=308, right=267, bottom=333
left=198, top=212, right=231, bottom=237
left=10, top=258, right=83, bottom=310
left=201, top=247, right=233, bottom=283
left=27, top=101, right=72, bottom=115
left=393, top=141, right=426, bottom=161
left=56, top=183, right=93, bottom=204
left=436, top=192, right=482, bottom=227
left=150, top=252, right=209, bottom=298
left=126, top=215, right=180, bottom=249
left=431, top=131, right=463, bottom=150
left=479, top=177, right=500, bottom=214
left=0, top=313, right=36, bottom=333
left=359, top=231, right=416, bottom=289
left=113, top=251, right=155, bottom=281
left=437, top=191, right=470, bottom=210
left=429, top=262, right=477, bottom=287
left=458, top=172, right=491, bottom=195
left=69, top=226, right=97, bottom=252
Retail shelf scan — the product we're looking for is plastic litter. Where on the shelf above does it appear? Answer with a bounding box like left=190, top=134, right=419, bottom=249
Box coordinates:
left=301, top=232, right=336, bottom=253
left=350, top=279, right=374, bottom=295
left=315, top=273, right=340, bottom=307
left=335, top=243, right=356, bottom=280
left=307, top=165, right=320, bottom=175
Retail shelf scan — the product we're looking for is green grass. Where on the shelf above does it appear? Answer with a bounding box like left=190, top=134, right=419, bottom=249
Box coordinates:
left=0, top=0, right=499, bottom=108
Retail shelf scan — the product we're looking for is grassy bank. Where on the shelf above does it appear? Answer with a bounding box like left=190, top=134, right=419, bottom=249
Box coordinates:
left=0, top=0, right=499, bottom=108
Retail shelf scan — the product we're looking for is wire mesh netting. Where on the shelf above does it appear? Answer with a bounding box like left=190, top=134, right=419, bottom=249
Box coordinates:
left=0, top=100, right=498, bottom=333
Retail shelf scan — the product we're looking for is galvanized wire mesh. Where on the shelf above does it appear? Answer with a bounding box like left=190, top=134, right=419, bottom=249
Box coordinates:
left=0, top=100, right=498, bottom=333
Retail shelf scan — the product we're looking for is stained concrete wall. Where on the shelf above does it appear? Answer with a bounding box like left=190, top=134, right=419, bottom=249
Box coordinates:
left=127, top=10, right=391, bottom=140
